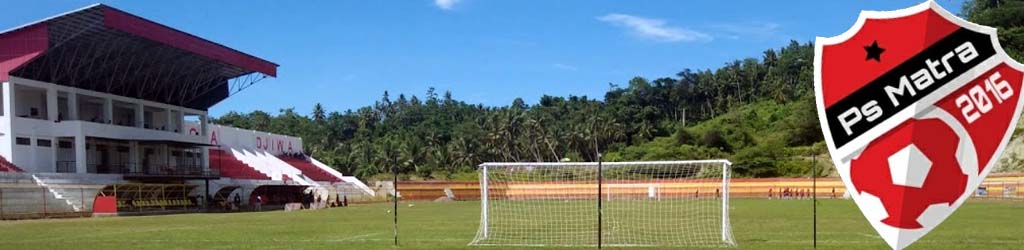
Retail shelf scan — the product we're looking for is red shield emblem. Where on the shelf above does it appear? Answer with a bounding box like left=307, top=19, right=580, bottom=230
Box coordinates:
left=815, top=2, right=1024, bottom=249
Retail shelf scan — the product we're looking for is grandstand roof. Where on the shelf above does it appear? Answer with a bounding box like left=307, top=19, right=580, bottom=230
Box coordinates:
left=0, top=4, right=277, bottom=110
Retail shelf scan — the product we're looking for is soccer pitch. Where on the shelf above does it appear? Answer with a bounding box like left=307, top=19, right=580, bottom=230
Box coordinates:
left=0, top=199, right=1019, bottom=249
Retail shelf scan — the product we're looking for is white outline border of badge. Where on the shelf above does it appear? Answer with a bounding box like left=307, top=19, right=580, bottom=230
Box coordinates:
left=814, top=1, right=1024, bottom=249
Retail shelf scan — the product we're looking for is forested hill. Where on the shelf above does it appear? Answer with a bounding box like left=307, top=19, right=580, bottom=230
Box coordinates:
left=214, top=40, right=817, bottom=180
left=213, top=0, right=1024, bottom=180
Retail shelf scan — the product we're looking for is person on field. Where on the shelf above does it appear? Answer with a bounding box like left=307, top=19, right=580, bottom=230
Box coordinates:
left=255, top=195, right=263, bottom=211
left=303, top=192, right=312, bottom=209
left=233, top=194, right=241, bottom=211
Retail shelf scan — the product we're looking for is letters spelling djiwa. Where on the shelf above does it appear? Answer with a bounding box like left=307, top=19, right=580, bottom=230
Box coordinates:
left=814, top=2, right=1024, bottom=249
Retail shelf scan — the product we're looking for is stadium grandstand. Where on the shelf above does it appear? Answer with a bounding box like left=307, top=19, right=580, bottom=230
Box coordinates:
left=0, top=4, right=370, bottom=218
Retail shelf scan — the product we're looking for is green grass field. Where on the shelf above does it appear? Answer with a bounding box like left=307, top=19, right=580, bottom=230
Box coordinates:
left=0, top=199, right=1019, bottom=249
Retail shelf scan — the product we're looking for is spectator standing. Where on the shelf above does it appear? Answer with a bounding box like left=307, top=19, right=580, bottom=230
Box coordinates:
left=233, top=194, right=241, bottom=211
left=301, top=192, right=307, bottom=209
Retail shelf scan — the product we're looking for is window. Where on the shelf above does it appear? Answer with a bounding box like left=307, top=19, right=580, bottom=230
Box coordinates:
left=15, top=137, right=30, bottom=145
left=37, top=139, right=51, bottom=147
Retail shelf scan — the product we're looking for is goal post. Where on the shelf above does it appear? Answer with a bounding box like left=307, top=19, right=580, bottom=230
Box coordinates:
left=471, top=160, right=735, bottom=247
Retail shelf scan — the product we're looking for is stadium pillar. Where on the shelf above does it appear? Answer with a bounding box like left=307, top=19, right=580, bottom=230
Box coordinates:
left=1, top=81, right=11, bottom=117
left=165, top=109, right=173, bottom=131
left=134, top=103, right=144, bottom=128
left=129, top=141, right=140, bottom=172
left=0, top=83, right=12, bottom=159
left=159, top=144, right=169, bottom=171
left=177, top=110, right=186, bottom=135
left=74, top=134, right=87, bottom=174
left=172, top=110, right=180, bottom=134
left=46, top=87, right=61, bottom=173
left=45, top=87, right=57, bottom=121
left=200, top=115, right=209, bottom=135
left=67, top=92, right=78, bottom=120
left=52, top=137, right=59, bottom=173
left=102, top=98, right=113, bottom=124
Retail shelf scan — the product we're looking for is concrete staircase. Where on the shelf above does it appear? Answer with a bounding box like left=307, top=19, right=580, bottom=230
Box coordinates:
left=30, top=175, right=83, bottom=212
left=0, top=173, right=118, bottom=218
left=309, top=158, right=373, bottom=196
left=0, top=173, right=78, bottom=217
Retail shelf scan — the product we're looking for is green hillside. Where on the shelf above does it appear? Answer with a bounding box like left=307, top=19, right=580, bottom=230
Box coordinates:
left=604, top=97, right=829, bottom=178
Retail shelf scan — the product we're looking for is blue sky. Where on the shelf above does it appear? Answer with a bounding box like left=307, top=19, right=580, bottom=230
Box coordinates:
left=2, top=0, right=966, bottom=117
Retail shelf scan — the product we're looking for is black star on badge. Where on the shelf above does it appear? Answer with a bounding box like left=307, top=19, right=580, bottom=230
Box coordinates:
left=864, top=40, right=885, bottom=62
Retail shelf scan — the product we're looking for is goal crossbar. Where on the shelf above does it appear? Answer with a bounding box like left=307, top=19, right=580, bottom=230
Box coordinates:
left=479, top=160, right=733, bottom=167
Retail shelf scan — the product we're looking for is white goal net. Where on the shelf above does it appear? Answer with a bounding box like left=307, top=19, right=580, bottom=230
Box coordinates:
left=470, top=160, right=735, bottom=247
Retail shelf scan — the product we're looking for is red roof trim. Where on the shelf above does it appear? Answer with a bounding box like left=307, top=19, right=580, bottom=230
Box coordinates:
left=102, top=6, right=277, bottom=77
left=0, top=23, right=48, bottom=82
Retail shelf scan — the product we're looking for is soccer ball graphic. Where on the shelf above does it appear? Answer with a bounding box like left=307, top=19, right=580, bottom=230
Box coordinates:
left=849, top=116, right=972, bottom=229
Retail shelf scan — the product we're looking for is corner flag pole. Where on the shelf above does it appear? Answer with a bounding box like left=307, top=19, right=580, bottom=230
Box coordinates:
left=811, top=151, right=817, bottom=249
left=393, top=148, right=399, bottom=246
left=597, top=152, right=603, bottom=250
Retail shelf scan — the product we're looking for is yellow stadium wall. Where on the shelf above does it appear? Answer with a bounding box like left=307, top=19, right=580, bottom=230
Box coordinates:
left=395, top=173, right=1024, bottom=201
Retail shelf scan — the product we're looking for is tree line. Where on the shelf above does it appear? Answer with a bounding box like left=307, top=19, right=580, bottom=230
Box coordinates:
left=214, top=40, right=818, bottom=179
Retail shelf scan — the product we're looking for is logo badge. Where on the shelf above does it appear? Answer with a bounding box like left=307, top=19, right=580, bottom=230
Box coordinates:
left=815, top=1, right=1024, bottom=249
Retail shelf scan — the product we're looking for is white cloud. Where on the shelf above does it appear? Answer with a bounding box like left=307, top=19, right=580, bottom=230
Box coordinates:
left=711, top=22, right=784, bottom=40
left=598, top=13, right=711, bottom=43
left=435, top=0, right=460, bottom=10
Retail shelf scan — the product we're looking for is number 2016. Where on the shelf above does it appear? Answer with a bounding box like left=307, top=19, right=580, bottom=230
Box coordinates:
left=956, top=72, right=1014, bottom=124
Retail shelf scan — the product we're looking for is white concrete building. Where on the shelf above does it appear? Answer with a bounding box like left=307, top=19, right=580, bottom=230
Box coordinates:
left=3, top=76, right=214, bottom=176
